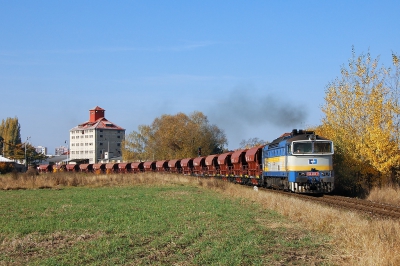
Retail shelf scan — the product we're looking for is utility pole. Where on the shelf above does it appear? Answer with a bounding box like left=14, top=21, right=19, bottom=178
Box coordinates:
left=24, top=136, right=31, bottom=170
left=65, top=140, right=69, bottom=164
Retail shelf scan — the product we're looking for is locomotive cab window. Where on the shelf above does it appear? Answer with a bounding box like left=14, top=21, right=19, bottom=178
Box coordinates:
left=293, top=142, right=312, bottom=154
left=314, top=141, right=333, bottom=154
left=292, top=141, right=333, bottom=154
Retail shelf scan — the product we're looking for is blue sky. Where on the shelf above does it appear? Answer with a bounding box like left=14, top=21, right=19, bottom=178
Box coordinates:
left=1, top=1, right=399, bottom=155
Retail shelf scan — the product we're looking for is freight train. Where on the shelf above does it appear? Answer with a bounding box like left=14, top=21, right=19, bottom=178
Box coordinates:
left=39, top=129, right=334, bottom=194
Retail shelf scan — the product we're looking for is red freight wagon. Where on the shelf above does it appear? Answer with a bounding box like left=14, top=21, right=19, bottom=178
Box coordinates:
left=106, top=163, right=118, bottom=174
left=231, top=149, right=248, bottom=183
left=156, top=160, right=169, bottom=172
left=93, top=163, right=106, bottom=174
left=217, top=152, right=233, bottom=179
left=205, top=154, right=219, bottom=176
left=130, top=162, right=144, bottom=173
left=168, top=159, right=181, bottom=173
left=66, top=164, right=79, bottom=172
left=245, top=145, right=265, bottom=185
left=52, top=164, right=66, bottom=172
left=118, top=163, right=132, bottom=173
left=180, top=158, right=194, bottom=175
left=79, top=164, right=93, bottom=173
left=193, top=157, right=206, bottom=176
left=143, top=161, right=156, bottom=172
left=38, top=164, right=53, bottom=173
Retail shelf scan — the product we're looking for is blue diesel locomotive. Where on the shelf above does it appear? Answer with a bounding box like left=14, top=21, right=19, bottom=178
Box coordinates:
left=262, top=129, right=334, bottom=194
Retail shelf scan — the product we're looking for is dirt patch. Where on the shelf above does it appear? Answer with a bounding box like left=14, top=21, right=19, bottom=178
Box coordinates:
left=1, top=231, right=104, bottom=264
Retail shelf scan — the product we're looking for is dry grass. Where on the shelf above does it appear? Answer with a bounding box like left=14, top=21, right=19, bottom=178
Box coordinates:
left=0, top=171, right=190, bottom=190
left=1, top=172, right=400, bottom=265
left=203, top=179, right=400, bottom=266
left=367, top=185, right=400, bottom=206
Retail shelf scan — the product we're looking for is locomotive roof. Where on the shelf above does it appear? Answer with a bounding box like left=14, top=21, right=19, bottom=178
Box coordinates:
left=267, top=129, right=329, bottom=149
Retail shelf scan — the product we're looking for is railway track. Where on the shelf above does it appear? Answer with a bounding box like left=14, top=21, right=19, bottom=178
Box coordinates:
left=259, top=187, right=400, bottom=219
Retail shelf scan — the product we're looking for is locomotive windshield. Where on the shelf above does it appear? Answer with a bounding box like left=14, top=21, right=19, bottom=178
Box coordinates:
left=314, top=141, right=333, bottom=153
left=292, top=141, right=333, bottom=154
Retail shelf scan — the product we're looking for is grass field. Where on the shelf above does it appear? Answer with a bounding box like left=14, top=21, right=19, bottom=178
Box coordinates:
left=1, top=172, right=400, bottom=265
left=0, top=179, right=332, bottom=265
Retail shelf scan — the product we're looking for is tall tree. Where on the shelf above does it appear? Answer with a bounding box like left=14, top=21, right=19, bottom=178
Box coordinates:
left=319, top=48, right=400, bottom=192
left=122, top=111, right=227, bottom=161
left=0, top=117, right=21, bottom=157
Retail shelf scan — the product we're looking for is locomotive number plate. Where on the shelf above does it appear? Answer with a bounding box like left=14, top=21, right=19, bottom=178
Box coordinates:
left=306, top=172, right=319, bottom=176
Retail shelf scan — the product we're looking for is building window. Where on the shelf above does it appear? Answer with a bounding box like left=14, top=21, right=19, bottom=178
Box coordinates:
left=117, top=143, right=120, bottom=146
left=117, top=136, right=120, bottom=138
left=100, top=135, right=103, bottom=138
left=100, top=143, right=103, bottom=146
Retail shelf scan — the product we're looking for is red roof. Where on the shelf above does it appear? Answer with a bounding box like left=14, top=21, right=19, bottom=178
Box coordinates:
left=71, top=117, right=125, bottom=131
left=91, top=106, right=105, bottom=111
left=71, top=106, right=124, bottom=131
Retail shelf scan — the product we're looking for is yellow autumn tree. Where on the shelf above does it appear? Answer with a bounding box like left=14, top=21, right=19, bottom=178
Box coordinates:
left=0, top=117, right=21, bottom=157
left=122, top=111, right=227, bottom=162
left=121, top=125, right=150, bottom=162
left=319, top=48, right=400, bottom=193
